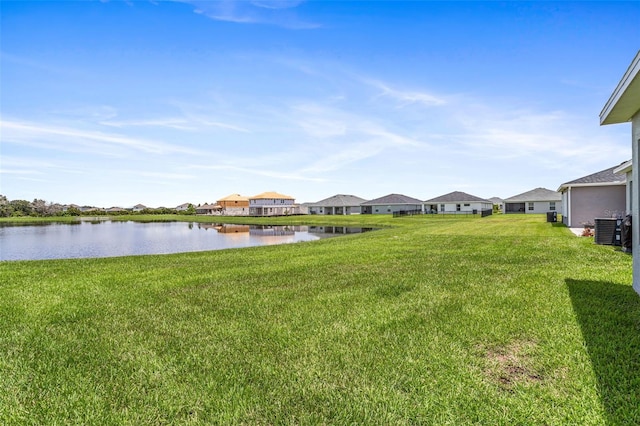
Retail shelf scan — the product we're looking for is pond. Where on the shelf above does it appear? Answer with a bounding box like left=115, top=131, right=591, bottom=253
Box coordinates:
left=0, top=220, right=374, bottom=261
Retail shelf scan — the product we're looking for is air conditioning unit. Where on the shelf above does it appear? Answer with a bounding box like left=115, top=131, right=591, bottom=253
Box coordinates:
left=594, top=218, right=621, bottom=245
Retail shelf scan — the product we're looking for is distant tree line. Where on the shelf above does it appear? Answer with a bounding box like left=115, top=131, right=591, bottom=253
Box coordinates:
left=0, top=195, right=197, bottom=217
left=0, top=195, right=63, bottom=217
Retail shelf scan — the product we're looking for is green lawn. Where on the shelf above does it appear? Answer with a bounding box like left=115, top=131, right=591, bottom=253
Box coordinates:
left=1, top=214, right=638, bottom=424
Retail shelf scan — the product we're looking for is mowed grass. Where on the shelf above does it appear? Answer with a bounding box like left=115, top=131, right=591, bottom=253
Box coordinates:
left=1, top=214, right=639, bottom=424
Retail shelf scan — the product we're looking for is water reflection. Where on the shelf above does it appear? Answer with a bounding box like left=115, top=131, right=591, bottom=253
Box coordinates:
left=308, top=226, right=374, bottom=234
left=0, top=221, right=374, bottom=261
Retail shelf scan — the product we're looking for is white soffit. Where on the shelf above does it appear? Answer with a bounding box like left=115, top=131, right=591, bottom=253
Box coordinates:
left=600, top=51, right=640, bottom=125
left=614, top=160, right=633, bottom=174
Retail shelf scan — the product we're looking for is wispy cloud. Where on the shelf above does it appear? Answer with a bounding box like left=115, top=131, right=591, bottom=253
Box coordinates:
left=299, top=141, right=383, bottom=173
left=1, top=156, right=86, bottom=175
left=345, top=73, right=627, bottom=173
left=170, top=0, right=319, bottom=29
left=51, top=105, right=119, bottom=121
left=100, top=118, right=197, bottom=131
left=0, top=168, right=43, bottom=176
left=290, top=101, right=428, bottom=146
left=291, top=104, right=348, bottom=138
left=100, top=117, right=250, bottom=133
left=362, top=127, right=425, bottom=148
left=286, top=99, right=430, bottom=174
left=365, top=79, right=447, bottom=107
left=451, top=106, right=620, bottom=163
left=1, top=119, right=203, bottom=156
left=298, top=125, right=429, bottom=174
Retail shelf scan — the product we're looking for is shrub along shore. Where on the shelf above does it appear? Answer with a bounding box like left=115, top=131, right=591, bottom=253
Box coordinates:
left=1, top=214, right=638, bottom=424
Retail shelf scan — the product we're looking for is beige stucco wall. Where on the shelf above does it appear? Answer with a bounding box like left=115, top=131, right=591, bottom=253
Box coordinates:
left=568, top=185, right=626, bottom=227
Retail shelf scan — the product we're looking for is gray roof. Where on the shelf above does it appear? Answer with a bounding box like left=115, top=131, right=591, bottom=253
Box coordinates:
left=488, top=197, right=504, bottom=204
left=559, top=162, right=628, bottom=189
left=311, top=194, right=368, bottom=207
left=361, top=193, right=423, bottom=205
left=424, top=191, right=492, bottom=204
left=504, top=188, right=561, bottom=202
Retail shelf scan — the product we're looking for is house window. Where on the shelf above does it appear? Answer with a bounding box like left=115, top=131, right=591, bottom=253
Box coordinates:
left=440, top=204, right=445, bottom=212
left=464, top=203, right=470, bottom=207
left=549, top=202, right=556, bottom=211
left=528, top=202, right=534, bottom=211
left=456, top=204, right=461, bottom=211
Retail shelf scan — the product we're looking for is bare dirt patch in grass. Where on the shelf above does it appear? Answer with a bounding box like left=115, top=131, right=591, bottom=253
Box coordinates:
left=480, top=339, right=544, bottom=390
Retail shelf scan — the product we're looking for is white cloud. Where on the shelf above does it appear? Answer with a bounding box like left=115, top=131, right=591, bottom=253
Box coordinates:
left=1, top=119, right=203, bottom=156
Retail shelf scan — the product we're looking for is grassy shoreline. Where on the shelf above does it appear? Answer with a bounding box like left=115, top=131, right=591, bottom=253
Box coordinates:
left=1, top=214, right=638, bottom=424
left=0, top=212, right=483, bottom=227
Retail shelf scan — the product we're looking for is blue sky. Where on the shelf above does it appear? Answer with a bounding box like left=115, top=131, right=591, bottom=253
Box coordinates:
left=2, top=1, right=639, bottom=207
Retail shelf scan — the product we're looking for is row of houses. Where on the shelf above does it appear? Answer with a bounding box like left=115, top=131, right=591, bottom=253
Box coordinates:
left=186, top=163, right=634, bottom=230
left=308, top=174, right=630, bottom=228
left=191, top=189, right=552, bottom=218
left=75, top=165, right=628, bottom=229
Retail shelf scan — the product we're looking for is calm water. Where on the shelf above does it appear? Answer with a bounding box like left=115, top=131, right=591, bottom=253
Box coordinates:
left=0, top=220, right=373, bottom=261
